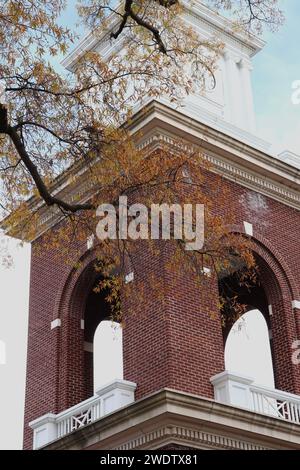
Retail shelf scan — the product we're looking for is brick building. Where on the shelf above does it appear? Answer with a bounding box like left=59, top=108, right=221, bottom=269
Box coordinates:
left=19, top=2, right=300, bottom=450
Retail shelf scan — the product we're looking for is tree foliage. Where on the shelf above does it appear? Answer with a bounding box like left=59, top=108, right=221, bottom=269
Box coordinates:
left=0, top=0, right=283, bottom=321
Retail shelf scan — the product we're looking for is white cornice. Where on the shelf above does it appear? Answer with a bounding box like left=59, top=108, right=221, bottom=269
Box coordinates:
left=181, top=0, right=265, bottom=56
left=139, top=129, right=300, bottom=210
left=131, top=101, right=300, bottom=204
left=61, top=17, right=121, bottom=71
left=278, top=150, right=300, bottom=169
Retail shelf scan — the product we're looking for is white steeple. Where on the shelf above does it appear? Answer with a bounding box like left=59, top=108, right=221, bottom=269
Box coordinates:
left=62, top=1, right=269, bottom=151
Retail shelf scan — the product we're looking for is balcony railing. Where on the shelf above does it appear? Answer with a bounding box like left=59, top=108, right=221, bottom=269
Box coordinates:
left=211, top=371, right=300, bottom=424
left=29, top=380, right=137, bottom=449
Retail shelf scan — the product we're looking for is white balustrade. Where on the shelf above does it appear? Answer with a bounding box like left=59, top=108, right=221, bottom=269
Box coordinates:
left=30, top=380, right=137, bottom=449
left=211, top=371, right=300, bottom=424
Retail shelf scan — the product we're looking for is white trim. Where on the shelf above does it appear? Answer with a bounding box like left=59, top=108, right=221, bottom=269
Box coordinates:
left=51, top=319, right=61, bottom=330
left=30, top=380, right=137, bottom=449
left=41, top=388, right=300, bottom=451
left=86, top=234, right=95, bottom=250
left=95, top=379, right=136, bottom=396
left=125, top=272, right=134, bottom=284
left=292, top=300, right=300, bottom=310
left=268, top=305, right=273, bottom=317
left=80, top=319, right=85, bottom=330
left=278, top=151, right=300, bottom=169
left=211, top=370, right=254, bottom=387
left=243, top=221, right=253, bottom=237
left=202, top=267, right=212, bottom=277
left=211, top=370, right=300, bottom=426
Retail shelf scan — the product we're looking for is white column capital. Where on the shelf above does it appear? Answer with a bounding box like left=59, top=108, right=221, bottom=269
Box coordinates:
left=223, top=50, right=240, bottom=64
left=223, top=50, right=234, bottom=62
left=239, top=58, right=253, bottom=71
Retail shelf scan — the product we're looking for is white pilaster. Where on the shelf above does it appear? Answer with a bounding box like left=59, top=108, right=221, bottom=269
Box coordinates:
left=210, top=371, right=254, bottom=410
left=223, top=51, right=242, bottom=128
left=239, top=59, right=256, bottom=133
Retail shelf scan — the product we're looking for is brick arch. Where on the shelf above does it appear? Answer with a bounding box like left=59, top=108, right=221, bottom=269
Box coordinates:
left=250, top=233, right=299, bottom=301
left=52, top=248, right=97, bottom=322
left=228, top=232, right=300, bottom=394
left=55, top=249, right=109, bottom=412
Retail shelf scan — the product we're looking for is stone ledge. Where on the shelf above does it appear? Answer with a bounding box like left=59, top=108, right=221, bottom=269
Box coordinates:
left=43, top=388, right=300, bottom=451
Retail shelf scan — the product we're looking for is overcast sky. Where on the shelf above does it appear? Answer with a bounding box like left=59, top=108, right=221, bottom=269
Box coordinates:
left=0, top=0, right=299, bottom=450
left=252, top=0, right=300, bottom=154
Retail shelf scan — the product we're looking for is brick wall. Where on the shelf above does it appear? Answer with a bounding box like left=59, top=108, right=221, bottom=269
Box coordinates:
left=23, top=174, right=300, bottom=449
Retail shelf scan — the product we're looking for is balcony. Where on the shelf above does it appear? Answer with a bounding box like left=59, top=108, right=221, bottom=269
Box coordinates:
left=29, top=380, right=137, bottom=449
left=30, top=373, right=300, bottom=450
left=211, top=371, right=300, bottom=424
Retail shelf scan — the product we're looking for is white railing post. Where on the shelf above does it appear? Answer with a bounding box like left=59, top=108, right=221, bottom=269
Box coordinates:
left=95, top=379, right=136, bottom=416
left=29, top=413, right=57, bottom=450
left=210, top=371, right=254, bottom=411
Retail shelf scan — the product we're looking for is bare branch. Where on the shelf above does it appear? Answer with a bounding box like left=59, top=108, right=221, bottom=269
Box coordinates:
left=1, top=107, right=95, bottom=213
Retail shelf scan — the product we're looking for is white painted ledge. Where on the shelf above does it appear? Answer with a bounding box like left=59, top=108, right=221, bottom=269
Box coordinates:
left=30, top=379, right=137, bottom=450
left=292, top=300, right=300, bottom=310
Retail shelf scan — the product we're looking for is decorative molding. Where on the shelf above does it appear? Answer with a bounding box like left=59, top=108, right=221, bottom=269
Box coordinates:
left=113, top=425, right=270, bottom=451
left=138, top=130, right=300, bottom=211
left=278, top=151, right=300, bottom=170
left=146, top=95, right=269, bottom=151
left=180, top=1, right=265, bottom=58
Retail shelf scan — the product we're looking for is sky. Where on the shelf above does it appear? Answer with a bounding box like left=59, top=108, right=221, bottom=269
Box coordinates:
left=252, top=0, right=300, bottom=155
left=0, top=0, right=299, bottom=450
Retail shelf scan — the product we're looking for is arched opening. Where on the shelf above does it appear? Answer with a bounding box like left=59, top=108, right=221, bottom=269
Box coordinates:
left=83, top=275, right=122, bottom=397
left=219, top=264, right=275, bottom=389
left=93, top=321, right=123, bottom=393
left=219, top=267, right=270, bottom=340
left=225, top=309, right=275, bottom=388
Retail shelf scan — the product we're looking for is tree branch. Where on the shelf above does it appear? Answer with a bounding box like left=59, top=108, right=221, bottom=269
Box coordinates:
left=0, top=103, right=8, bottom=133
left=111, top=0, right=177, bottom=53
left=0, top=106, right=94, bottom=213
